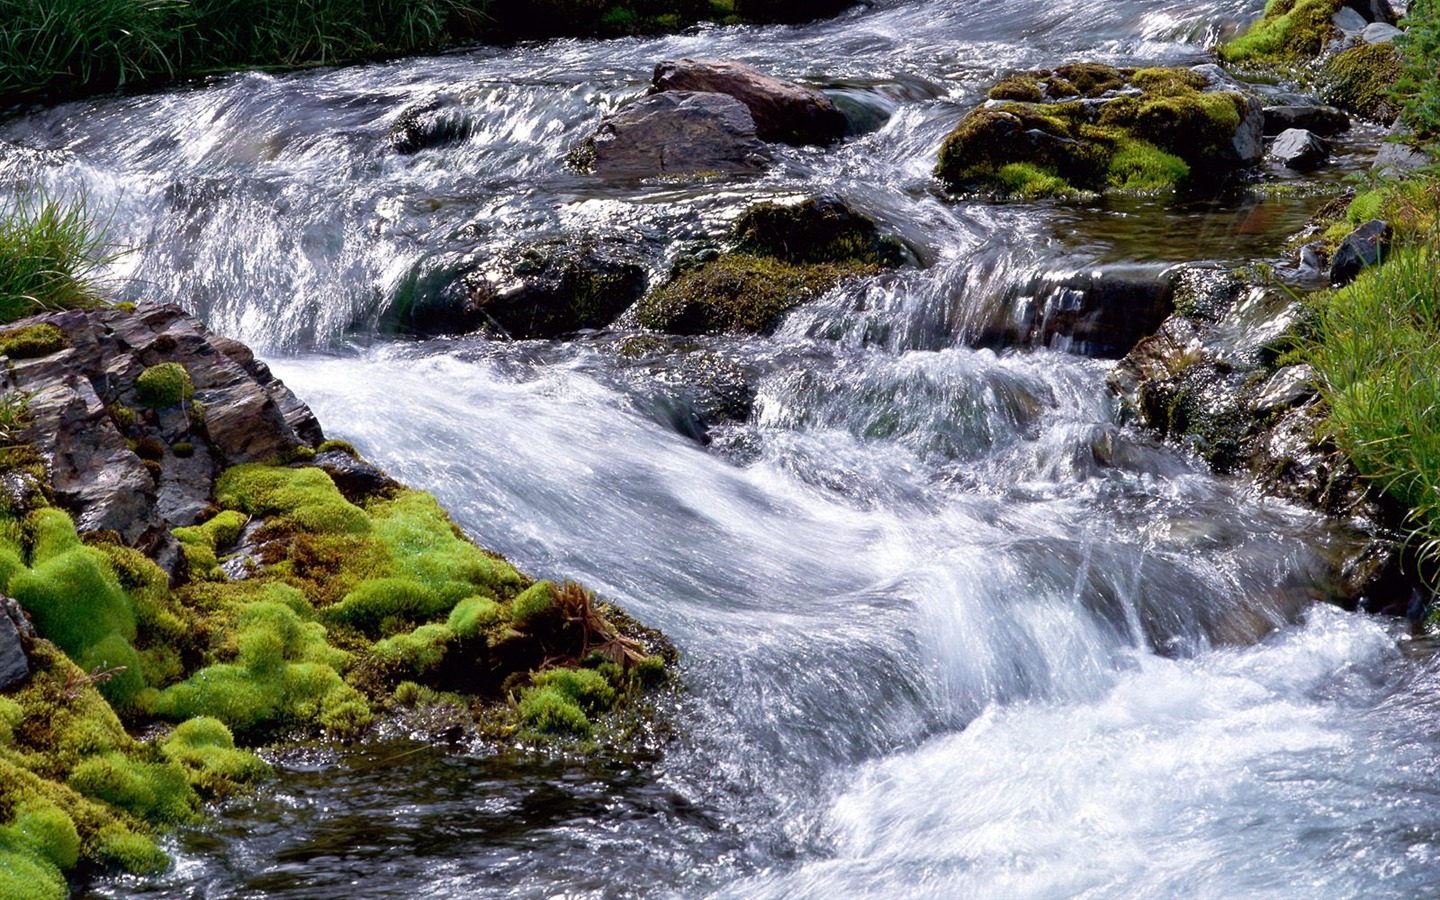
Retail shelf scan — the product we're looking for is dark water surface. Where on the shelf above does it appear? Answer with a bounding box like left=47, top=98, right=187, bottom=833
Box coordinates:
left=4, top=1, right=1439, bottom=897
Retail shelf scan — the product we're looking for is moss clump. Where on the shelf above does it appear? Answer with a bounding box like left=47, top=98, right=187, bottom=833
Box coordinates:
left=936, top=64, right=1245, bottom=198
left=1320, top=41, right=1404, bottom=122
left=172, top=510, right=248, bottom=582
left=134, top=363, right=193, bottom=409
left=516, top=666, right=623, bottom=736
left=988, top=75, right=1043, bottom=102
left=1218, top=0, right=1341, bottom=65
left=446, top=596, right=504, bottom=639
left=159, top=718, right=269, bottom=794
left=215, top=463, right=369, bottom=535
left=636, top=254, right=874, bottom=335
left=0, top=324, right=68, bottom=360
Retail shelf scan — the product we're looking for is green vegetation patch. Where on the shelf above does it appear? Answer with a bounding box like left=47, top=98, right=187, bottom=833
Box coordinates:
left=1397, top=0, right=1440, bottom=141
left=0, top=325, right=69, bottom=360
left=1320, top=41, right=1404, bottom=122
left=0, top=191, right=110, bottom=326
left=936, top=65, right=1234, bottom=198
left=1218, top=0, right=1342, bottom=66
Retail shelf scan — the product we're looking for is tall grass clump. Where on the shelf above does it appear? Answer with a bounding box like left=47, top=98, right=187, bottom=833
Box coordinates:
left=0, top=189, right=114, bottom=325
left=1307, top=243, right=1440, bottom=568
left=0, top=0, right=181, bottom=100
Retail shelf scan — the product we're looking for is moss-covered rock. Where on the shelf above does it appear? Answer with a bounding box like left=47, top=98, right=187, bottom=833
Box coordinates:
left=1320, top=41, right=1403, bottom=122
left=1218, top=0, right=1343, bottom=66
left=936, top=65, right=1258, bottom=198
left=0, top=324, right=67, bottom=360
left=636, top=196, right=904, bottom=335
left=133, top=363, right=193, bottom=410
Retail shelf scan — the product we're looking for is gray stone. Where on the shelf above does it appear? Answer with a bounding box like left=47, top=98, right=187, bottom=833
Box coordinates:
left=1330, top=219, right=1392, bottom=286
left=650, top=58, right=847, bottom=146
left=581, top=91, right=772, bottom=179
left=1299, top=241, right=1329, bottom=274
left=1262, top=105, right=1350, bottom=137
left=0, top=596, right=31, bottom=690
left=1362, top=22, right=1404, bottom=43
left=1269, top=128, right=1329, bottom=169
left=1225, top=91, right=1267, bottom=165
left=1332, top=7, right=1370, bottom=34
left=1253, top=365, right=1318, bottom=414
left=1373, top=126, right=1430, bottom=176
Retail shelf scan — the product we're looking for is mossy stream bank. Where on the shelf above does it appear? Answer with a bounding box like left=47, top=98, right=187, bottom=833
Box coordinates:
left=0, top=305, right=674, bottom=897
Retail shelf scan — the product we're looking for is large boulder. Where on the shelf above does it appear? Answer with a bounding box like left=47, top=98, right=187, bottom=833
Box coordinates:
left=968, top=268, right=1176, bottom=358
left=575, top=91, right=771, bottom=179
left=650, top=58, right=847, bottom=146
left=936, top=64, right=1263, bottom=198
left=396, top=237, right=647, bottom=339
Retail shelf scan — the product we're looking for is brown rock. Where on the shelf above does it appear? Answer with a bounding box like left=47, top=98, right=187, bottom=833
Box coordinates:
left=580, top=91, right=771, bottom=179
left=650, top=58, right=846, bottom=146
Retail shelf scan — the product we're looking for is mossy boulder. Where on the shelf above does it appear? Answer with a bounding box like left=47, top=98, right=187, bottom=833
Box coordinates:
left=1319, top=41, right=1403, bottom=122
left=936, top=65, right=1262, bottom=198
left=1219, top=0, right=1345, bottom=66
left=635, top=196, right=904, bottom=335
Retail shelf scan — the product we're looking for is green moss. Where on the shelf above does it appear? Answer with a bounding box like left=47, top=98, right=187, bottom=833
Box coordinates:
left=0, top=844, right=66, bottom=900
left=729, top=198, right=905, bottom=268
left=531, top=666, right=617, bottom=711
left=155, top=601, right=364, bottom=738
left=317, top=439, right=358, bottom=456
left=510, top=581, right=557, bottom=623
left=988, top=75, right=1043, bottom=102
left=159, top=717, right=269, bottom=794
left=1219, top=0, right=1340, bottom=65
left=327, top=578, right=449, bottom=635
left=636, top=254, right=874, bottom=335
left=133, top=363, right=193, bottom=410
left=0, top=803, right=79, bottom=870
left=65, top=752, right=198, bottom=826
left=1321, top=41, right=1403, bottom=122
left=216, top=464, right=369, bottom=535
left=173, top=510, right=248, bottom=581
left=1052, top=62, right=1129, bottom=97
left=370, top=624, right=453, bottom=678
left=1107, top=142, right=1191, bottom=191
left=0, top=324, right=68, bottom=360
left=447, top=596, right=503, bottom=639
left=993, top=163, right=1077, bottom=198
left=94, top=827, right=166, bottom=873
left=516, top=684, right=591, bottom=735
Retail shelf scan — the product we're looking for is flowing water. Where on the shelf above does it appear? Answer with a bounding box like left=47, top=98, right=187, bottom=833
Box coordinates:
left=4, top=0, right=1440, bottom=897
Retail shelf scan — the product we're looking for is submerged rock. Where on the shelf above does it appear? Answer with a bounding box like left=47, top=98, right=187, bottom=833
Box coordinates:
left=575, top=91, right=771, bottom=179
left=650, top=58, right=847, bottom=146
left=388, top=96, right=474, bottom=154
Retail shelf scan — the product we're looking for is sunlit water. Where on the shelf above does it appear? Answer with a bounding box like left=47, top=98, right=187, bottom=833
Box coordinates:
left=2, top=0, right=1436, bottom=897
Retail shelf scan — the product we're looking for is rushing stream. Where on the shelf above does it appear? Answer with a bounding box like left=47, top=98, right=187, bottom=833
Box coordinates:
left=4, top=0, right=1440, bottom=896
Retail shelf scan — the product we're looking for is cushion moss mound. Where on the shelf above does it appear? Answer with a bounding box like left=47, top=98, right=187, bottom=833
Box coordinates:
left=636, top=196, right=904, bottom=335
left=1320, top=41, right=1404, bottom=122
left=1218, top=0, right=1342, bottom=66
left=937, top=64, right=1250, bottom=198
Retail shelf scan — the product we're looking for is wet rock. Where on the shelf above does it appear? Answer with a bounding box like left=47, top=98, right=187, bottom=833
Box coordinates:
left=389, top=97, right=474, bottom=154
left=1268, top=128, right=1329, bottom=169
left=1262, top=105, right=1350, bottom=137
left=0, top=595, right=33, bottom=690
left=1299, top=241, right=1330, bottom=276
left=731, top=196, right=906, bottom=266
left=1362, top=22, right=1403, bottom=42
left=576, top=91, right=771, bottom=179
left=0, top=306, right=322, bottom=569
left=650, top=58, right=847, bottom=146
left=315, top=449, right=400, bottom=501
left=401, top=236, right=647, bottom=339
left=971, top=267, right=1175, bottom=359
left=1330, top=219, right=1392, bottom=286
left=1252, top=364, right=1318, bottom=414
